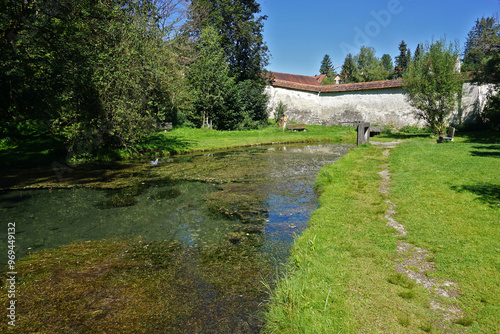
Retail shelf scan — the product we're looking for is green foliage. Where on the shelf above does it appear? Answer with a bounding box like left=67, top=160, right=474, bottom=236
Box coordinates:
left=381, top=54, right=394, bottom=79
left=319, top=54, right=334, bottom=75
left=395, top=40, right=411, bottom=78
left=274, top=101, right=288, bottom=124
left=341, top=53, right=359, bottom=83
left=188, top=26, right=234, bottom=129
left=0, top=0, right=190, bottom=155
left=403, top=38, right=466, bottom=134
left=482, top=93, right=500, bottom=130
left=187, top=0, right=269, bottom=82
left=354, top=46, right=388, bottom=82
left=463, top=16, right=500, bottom=73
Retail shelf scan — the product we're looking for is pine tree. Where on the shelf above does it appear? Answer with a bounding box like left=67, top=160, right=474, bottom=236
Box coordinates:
left=463, top=16, right=500, bottom=72
left=395, top=40, right=410, bottom=78
left=341, top=53, right=358, bottom=83
left=320, top=54, right=334, bottom=74
left=381, top=54, right=394, bottom=79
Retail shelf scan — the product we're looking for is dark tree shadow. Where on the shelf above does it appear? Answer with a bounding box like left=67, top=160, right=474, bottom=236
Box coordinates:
left=470, top=144, right=500, bottom=158
left=451, top=183, right=500, bottom=206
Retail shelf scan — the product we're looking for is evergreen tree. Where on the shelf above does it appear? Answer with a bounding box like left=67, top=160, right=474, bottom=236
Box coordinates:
left=463, top=16, right=500, bottom=73
left=381, top=54, right=394, bottom=79
left=395, top=40, right=411, bottom=78
left=187, top=0, right=269, bottom=82
left=320, top=54, right=334, bottom=74
left=341, top=53, right=358, bottom=83
left=414, top=43, right=424, bottom=62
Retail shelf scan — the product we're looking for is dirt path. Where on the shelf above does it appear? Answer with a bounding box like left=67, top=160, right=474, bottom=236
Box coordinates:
left=372, top=141, right=463, bottom=331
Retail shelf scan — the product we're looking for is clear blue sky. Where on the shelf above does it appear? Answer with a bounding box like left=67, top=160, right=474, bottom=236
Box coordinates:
left=260, top=0, right=500, bottom=76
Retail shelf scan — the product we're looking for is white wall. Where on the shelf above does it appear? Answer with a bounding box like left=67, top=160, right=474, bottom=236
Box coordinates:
left=266, top=83, right=493, bottom=128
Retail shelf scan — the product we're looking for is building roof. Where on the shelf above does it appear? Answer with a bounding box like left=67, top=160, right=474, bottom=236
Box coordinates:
left=268, top=72, right=323, bottom=86
left=268, top=71, right=403, bottom=93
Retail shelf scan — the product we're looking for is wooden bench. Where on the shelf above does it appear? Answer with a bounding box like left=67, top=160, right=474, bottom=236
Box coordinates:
left=155, top=122, right=173, bottom=132
left=287, top=124, right=307, bottom=131
left=439, top=127, right=455, bottom=142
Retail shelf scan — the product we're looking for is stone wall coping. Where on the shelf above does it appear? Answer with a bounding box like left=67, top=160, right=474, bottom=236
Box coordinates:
left=270, top=78, right=404, bottom=93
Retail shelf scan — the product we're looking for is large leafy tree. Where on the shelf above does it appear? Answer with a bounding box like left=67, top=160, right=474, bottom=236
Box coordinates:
left=354, top=46, right=387, bottom=82
left=187, top=0, right=269, bottom=81
left=188, top=26, right=233, bottom=128
left=403, top=39, right=466, bottom=135
left=0, top=0, right=189, bottom=155
left=185, top=0, right=269, bottom=129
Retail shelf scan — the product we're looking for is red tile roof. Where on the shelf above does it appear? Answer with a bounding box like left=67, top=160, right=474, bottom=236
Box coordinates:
left=268, top=71, right=403, bottom=93
left=268, top=72, right=322, bottom=86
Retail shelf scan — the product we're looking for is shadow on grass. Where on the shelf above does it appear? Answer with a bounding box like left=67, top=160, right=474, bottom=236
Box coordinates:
left=375, top=133, right=433, bottom=140
left=0, top=134, right=67, bottom=168
left=470, top=144, right=500, bottom=158
left=137, top=133, right=195, bottom=155
left=462, top=131, right=500, bottom=144
left=451, top=183, right=500, bottom=206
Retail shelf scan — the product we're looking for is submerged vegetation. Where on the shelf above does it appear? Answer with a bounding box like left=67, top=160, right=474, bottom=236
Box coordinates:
left=0, top=238, right=274, bottom=333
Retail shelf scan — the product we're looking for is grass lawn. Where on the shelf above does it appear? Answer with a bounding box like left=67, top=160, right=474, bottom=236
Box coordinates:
left=0, top=124, right=356, bottom=165
left=134, top=125, right=355, bottom=157
left=264, top=132, right=499, bottom=333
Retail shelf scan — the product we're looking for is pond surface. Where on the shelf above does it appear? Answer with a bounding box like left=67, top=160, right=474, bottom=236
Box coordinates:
left=0, top=143, right=351, bottom=332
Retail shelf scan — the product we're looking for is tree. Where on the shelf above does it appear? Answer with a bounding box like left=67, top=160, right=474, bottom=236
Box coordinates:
left=414, top=43, right=424, bottom=62
left=0, top=0, right=190, bottom=155
left=381, top=54, right=394, bottom=79
left=320, top=54, right=334, bottom=74
left=187, top=0, right=269, bottom=82
left=395, top=40, right=411, bottom=78
left=185, top=0, right=270, bottom=129
left=341, top=53, right=359, bottom=83
left=463, top=16, right=500, bottom=72
left=354, top=46, right=386, bottom=82
left=403, top=39, right=466, bottom=135
left=188, top=26, right=234, bottom=129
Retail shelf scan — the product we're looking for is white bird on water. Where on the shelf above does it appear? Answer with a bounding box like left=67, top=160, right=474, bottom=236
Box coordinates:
left=150, top=158, right=159, bottom=166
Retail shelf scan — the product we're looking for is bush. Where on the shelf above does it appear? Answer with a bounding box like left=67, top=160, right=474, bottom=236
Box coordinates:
left=273, top=100, right=287, bottom=124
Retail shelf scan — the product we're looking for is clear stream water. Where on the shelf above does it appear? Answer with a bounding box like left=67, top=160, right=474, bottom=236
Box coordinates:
left=0, top=143, right=352, bottom=332
left=0, top=143, right=351, bottom=265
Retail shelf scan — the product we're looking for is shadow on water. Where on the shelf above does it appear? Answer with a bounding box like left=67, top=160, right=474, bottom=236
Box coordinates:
left=0, top=143, right=352, bottom=333
left=450, top=183, right=500, bottom=207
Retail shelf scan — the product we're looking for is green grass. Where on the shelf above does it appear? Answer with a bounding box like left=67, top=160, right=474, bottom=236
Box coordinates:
left=0, top=124, right=356, bottom=165
left=134, top=125, right=355, bottom=157
left=264, top=132, right=500, bottom=333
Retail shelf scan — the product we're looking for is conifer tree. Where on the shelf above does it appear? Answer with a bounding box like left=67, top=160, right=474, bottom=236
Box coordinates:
left=395, top=40, right=411, bottom=78
left=320, top=54, right=334, bottom=74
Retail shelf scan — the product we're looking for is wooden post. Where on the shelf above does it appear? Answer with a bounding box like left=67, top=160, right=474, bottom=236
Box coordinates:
left=357, top=122, right=370, bottom=145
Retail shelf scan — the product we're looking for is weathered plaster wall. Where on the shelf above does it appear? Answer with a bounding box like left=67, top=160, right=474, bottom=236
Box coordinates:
left=265, top=82, right=492, bottom=128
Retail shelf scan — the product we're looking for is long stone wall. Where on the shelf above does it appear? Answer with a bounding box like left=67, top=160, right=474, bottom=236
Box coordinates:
left=265, top=80, right=493, bottom=128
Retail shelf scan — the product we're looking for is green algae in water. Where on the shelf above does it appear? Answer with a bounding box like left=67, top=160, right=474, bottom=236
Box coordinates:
left=149, top=188, right=182, bottom=200
left=95, top=195, right=138, bottom=209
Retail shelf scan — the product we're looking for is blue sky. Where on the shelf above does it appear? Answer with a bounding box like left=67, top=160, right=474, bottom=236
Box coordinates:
left=260, top=0, right=500, bottom=75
